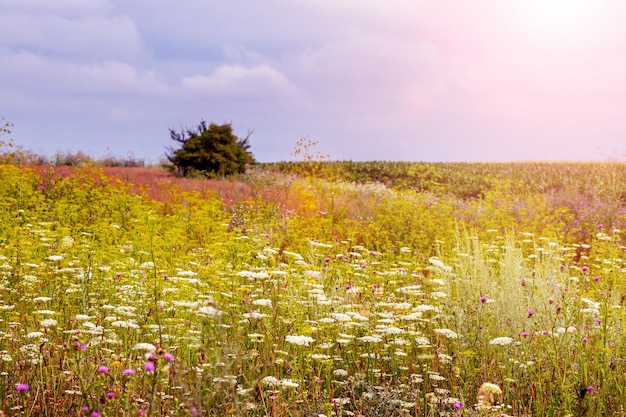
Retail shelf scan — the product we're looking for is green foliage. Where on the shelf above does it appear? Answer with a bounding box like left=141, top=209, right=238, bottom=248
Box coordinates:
left=166, top=120, right=255, bottom=177
left=1, top=163, right=626, bottom=415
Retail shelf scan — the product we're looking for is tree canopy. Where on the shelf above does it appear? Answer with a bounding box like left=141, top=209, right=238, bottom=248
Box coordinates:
left=166, top=121, right=255, bottom=177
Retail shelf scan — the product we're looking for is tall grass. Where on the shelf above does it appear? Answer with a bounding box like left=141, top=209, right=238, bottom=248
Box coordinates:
left=0, top=163, right=624, bottom=415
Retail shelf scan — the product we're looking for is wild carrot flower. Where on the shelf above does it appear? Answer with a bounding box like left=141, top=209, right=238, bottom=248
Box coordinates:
left=261, top=376, right=280, bottom=387
left=285, top=335, right=314, bottom=346
left=489, top=337, right=513, bottom=346
left=434, top=328, right=460, bottom=339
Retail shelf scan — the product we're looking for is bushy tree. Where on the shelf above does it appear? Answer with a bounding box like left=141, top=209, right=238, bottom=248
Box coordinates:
left=166, top=120, right=255, bottom=177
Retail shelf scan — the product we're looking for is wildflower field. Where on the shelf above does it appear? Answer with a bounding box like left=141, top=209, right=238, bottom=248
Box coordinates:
left=2, top=161, right=626, bottom=416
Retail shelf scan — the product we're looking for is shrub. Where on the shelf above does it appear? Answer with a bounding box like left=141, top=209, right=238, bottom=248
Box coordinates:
left=165, top=120, right=255, bottom=177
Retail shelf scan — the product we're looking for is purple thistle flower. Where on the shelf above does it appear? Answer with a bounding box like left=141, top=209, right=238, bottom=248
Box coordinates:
left=480, top=296, right=488, bottom=303
left=123, top=368, right=136, bottom=376
left=164, top=352, right=174, bottom=362
left=587, top=385, right=595, bottom=392
left=145, top=361, right=155, bottom=373
left=15, top=383, right=29, bottom=391
left=97, top=366, right=109, bottom=374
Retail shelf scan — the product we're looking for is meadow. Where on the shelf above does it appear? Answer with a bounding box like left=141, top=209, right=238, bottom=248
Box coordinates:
left=1, top=160, right=626, bottom=416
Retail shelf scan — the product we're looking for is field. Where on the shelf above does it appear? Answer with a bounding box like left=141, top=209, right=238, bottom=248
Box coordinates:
left=1, top=161, right=626, bottom=416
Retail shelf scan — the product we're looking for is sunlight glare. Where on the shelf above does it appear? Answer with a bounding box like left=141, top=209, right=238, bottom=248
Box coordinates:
left=513, top=0, right=604, bottom=42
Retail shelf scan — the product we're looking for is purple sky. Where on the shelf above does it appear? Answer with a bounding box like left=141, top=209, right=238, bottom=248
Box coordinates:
left=2, top=0, right=626, bottom=163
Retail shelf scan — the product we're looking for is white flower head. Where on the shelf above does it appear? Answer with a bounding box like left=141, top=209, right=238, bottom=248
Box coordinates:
left=434, top=328, right=460, bottom=339
left=489, top=336, right=514, bottom=346
left=40, top=319, right=57, bottom=328
left=252, top=299, right=272, bottom=307
left=285, top=335, right=314, bottom=346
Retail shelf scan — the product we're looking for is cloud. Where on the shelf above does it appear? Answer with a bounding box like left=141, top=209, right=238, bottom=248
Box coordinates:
left=0, top=12, right=143, bottom=61
left=0, top=0, right=111, bottom=17
left=180, top=64, right=301, bottom=99
left=0, top=51, right=164, bottom=97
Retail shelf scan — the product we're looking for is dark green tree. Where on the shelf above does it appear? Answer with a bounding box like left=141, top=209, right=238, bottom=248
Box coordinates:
left=166, top=120, right=255, bottom=177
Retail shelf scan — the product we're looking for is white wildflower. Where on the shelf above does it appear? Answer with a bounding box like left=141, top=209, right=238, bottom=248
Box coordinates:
left=434, top=328, right=460, bottom=339
left=359, top=335, right=382, bottom=343
left=489, top=336, right=514, bottom=346
left=310, top=354, right=331, bottom=360
left=111, top=320, right=140, bottom=329
left=243, top=312, right=269, bottom=319
left=285, top=335, right=314, bottom=346
left=415, top=336, right=431, bottom=346
left=384, top=327, right=404, bottom=335
left=280, top=378, right=299, bottom=388
left=309, top=240, right=333, bottom=248
left=261, top=376, right=279, bottom=387
left=133, top=343, right=157, bottom=351
left=252, top=299, right=272, bottom=307
left=331, top=313, right=352, bottom=322
left=197, top=306, right=222, bottom=316
left=40, top=319, right=57, bottom=328
left=34, top=310, right=56, bottom=315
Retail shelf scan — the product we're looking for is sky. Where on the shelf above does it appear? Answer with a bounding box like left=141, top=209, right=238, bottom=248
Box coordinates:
left=2, top=0, right=626, bottom=163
